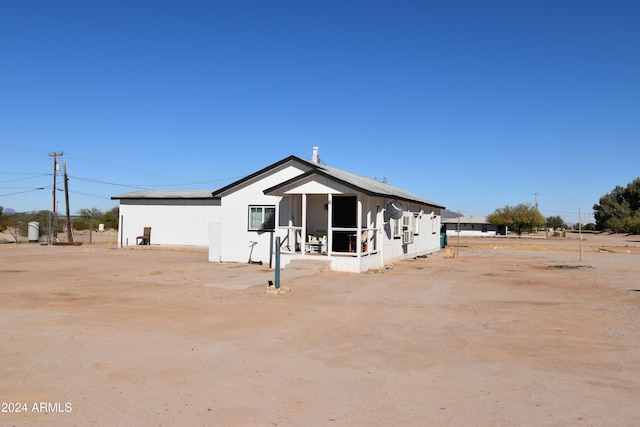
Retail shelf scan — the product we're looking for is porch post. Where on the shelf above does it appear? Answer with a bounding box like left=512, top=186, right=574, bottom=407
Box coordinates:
left=287, top=195, right=293, bottom=228
left=327, top=193, right=332, bottom=256
left=377, top=204, right=384, bottom=268
left=366, top=200, right=371, bottom=254
left=356, top=195, right=362, bottom=257
left=287, top=195, right=293, bottom=251
left=301, top=193, right=307, bottom=253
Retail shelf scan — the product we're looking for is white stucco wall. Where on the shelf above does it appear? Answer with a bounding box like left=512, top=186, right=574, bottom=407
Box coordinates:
left=213, top=163, right=311, bottom=263
left=382, top=202, right=442, bottom=264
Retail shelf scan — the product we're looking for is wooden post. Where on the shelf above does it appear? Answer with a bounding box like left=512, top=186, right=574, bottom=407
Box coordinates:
left=49, top=151, right=63, bottom=241
left=63, top=160, right=73, bottom=243
left=579, top=208, right=582, bottom=262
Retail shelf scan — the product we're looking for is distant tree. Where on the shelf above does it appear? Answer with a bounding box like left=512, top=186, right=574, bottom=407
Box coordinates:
left=575, top=222, right=597, bottom=231
left=72, top=206, right=119, bottom=230
left=103, top=206, right=119, bottom=229
left=487, top=203, right=545, bottom=235
left=0, top=205, right=6, bottom=232
left=545, top=215, right=567, bottom=230
left=593, top=177, right=640, bottom=232
left=73, top=207, right=101, bottom=230
left=627, top=215, right=640, bottom=235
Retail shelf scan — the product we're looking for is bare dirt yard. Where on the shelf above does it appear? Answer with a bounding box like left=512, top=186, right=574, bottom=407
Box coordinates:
left=1, top=231, right=639, bottom=426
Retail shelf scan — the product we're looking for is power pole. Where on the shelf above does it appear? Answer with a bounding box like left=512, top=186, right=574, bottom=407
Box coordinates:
left=534, top=193, right=540, bottom=233
left=49, top=151, right=63, bottom=240
left=578, top=208, right=582, bottom=262
left=63, top=160, right=73, bottom=243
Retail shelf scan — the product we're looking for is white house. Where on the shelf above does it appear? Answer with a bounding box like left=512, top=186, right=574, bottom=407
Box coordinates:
left=441, top=215, right=499, bottom=237
left=112, top=148, right=445, bottom=273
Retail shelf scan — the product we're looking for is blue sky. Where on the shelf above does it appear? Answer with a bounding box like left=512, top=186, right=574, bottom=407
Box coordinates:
left=1, top=1, right=638, bottom=224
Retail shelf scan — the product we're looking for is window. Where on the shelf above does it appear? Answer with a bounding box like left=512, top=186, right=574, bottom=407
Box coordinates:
left=249, top=206, right=275, bottom=231
left=393, top=217, right=402, bottom=237
left=395, top=212, right=414, bottom=238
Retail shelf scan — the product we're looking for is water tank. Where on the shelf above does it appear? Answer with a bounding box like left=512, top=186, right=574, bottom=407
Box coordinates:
left=28, top=222, right=39, bottom=243
left=98, top=223, right=105, bottom=232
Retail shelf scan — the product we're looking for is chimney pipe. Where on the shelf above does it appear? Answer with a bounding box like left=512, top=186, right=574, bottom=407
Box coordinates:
left=312, top=146, right=319, bottom=163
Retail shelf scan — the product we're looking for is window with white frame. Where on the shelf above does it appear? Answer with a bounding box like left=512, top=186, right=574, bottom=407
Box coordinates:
left=393, top=212, right=412, bottom=237
left=393, top=217, right=402, bottom=237
left=402, top=212, right=413, bottom=232
left=248, top=205, right=275, bottom=231
left=394, top=211, right=418, bottom=238
left=413, top=213, right=420, bottom=235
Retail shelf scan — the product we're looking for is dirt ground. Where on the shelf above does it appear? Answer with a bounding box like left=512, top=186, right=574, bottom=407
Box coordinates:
left=1, top=231, right=639, bottom=426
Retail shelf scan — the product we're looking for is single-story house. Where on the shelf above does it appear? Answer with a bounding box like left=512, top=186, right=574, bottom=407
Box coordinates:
left=441, top=215, right=499, bottom=237
left=112, top=147, right=445, bottom=273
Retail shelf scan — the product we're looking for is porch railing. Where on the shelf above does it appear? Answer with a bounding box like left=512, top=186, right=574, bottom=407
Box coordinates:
left=278, top=226, right=378, bottom=256
left=279, top=226, right=302, bottom=253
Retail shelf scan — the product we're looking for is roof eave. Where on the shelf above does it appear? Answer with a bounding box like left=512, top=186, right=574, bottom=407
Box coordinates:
left=211, top=155, right=316, bottom=197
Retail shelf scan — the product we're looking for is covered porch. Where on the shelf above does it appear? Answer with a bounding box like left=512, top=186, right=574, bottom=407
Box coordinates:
left=276, top=192, right=383, bottom=273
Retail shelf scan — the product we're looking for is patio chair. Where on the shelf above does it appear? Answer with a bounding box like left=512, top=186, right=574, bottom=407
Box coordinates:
left=136, top=227, right=151, bottom=245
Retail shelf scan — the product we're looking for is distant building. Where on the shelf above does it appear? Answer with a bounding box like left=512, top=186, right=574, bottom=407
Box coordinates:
left=441, top=215, right=499, bottom=237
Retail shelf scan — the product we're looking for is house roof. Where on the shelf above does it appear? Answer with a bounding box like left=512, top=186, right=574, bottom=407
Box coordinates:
left=263, top=158, right=444, bottom=208
left=441, top=215, right=489, bottom=224
left=112, top=154, right=444, bottom=209
left=210, top=155, right=302, bottom=198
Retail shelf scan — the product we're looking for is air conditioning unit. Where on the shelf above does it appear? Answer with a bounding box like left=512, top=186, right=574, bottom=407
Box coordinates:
left=402, top=230, right=413, bottom=244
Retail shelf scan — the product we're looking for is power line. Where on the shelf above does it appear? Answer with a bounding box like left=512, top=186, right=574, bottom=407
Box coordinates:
left=68, top=174, right=243, bottom=189
left=64, top=151, right=212, bottom=184
left=0, top=173, right=50, bottom=184
left=0, top=188, right=47, bottom=196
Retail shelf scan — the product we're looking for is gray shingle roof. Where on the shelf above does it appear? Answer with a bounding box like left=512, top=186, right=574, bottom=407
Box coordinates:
left=310, top=162, right=443, bottom=207
left=112, top=155, right=444, bottom=209
left=441, top=215, right=489, bottom=224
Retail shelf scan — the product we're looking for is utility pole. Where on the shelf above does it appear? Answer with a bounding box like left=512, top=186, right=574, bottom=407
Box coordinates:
left=578, top=208, right=582, bottom=262
left=63, top=160, right=73, bottom=243
left=49, top=151, right=63, bottom=241
left=534, top=193, right=540, bottom=233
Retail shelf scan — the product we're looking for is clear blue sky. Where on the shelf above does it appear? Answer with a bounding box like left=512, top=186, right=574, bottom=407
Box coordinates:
left=2, top=1, right=639, bottom=224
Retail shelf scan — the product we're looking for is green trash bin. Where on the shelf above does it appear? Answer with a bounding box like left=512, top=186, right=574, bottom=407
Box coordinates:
left=440, top=232, right=447, bottom=248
